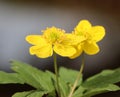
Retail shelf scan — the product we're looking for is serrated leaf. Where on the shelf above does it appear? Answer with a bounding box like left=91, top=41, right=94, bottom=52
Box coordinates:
left=82, top=84, right=120, bottom=97
left=46, top=71, right=69, bottom=97
left=0, top=71, right=24, bottom=84
left=81, top=68, right=120, bottom=97
left=59, top=67, right=82, bottom=86
left=82, top=68, right=120, bottom=89
left=12, top=90, right=47, bottom=97
left=10, top=60, right=54, bottom=92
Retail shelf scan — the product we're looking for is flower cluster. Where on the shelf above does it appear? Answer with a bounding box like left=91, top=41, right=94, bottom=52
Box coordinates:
left=26, top=20, right=105, bottom=59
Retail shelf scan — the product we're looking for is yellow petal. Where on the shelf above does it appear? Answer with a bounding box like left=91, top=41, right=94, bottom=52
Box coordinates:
left=65, top=34, right=85, bottom=45
left=29, top=44, right=53, bottom=58
left=53, top=44, right=76, bottom=57
left=75, top=20, right=92, bottom=35
left=26, top=35, right=47, bottom=46
left=69, top=45, right=83, bottom=59
left=90, top=26, right=105, bottom=42
left=83, top=42, right=99, bottom=55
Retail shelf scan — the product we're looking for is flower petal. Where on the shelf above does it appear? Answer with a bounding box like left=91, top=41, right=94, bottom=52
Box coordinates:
left=29, top=44, right=53, bottom=58
left=26, top=35, right=47, bottom=46
left=75, top=20, right=92, bottom=35
left=90, top=26, right=105, bottom=42
left=69, top=45, right=83, bottom=59
left=65, top=34, right=85, bottom=45
left=53, top=44, right=76, bottom=57
left=83, top=42, right=100, bottom=55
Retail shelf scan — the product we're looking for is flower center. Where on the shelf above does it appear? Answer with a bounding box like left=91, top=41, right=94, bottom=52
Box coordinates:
left=42, top=27, right=65, bottom=45
left=49, top=32, right=60, bottom=43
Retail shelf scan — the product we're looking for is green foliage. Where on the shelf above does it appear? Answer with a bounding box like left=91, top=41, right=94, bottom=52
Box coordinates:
left=11, top=60, right=54, bottom=91
left=82, top=84, right=120, bottom=97
left=12, top=91, right=34, bottom=97
left=10, top=60, right=55, bottom=97
left=12, top=90, right=47, bottom=97
left=82, top=68, right=120, bottom=88
left=0, top=60, right=120, bottom=97
left=72, top=86, right=85, bottom=97
left=59, top=67, right=82, bottom=86
left=46, top=71, right=69, bottom=97
left=80, top=68, right=120, bottom=97
left=0, top=71, right=24, bottom=84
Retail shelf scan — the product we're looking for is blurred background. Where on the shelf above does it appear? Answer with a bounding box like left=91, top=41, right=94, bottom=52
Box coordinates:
left=0, top=0, right=120, bottom=97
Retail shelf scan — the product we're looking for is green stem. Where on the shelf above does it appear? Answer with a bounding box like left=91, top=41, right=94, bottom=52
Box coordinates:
left=68, top=53, right=85, bottom=97
left=53, top=52, right=61, bottom=97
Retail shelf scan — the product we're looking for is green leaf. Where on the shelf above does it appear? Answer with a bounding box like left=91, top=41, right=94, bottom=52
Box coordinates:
left=12, top=90, right=47, bottom=97
left=82, top=68, right=120, bottom=88
left=82, top=84, right=120, bottom=97
left=59, top=78, right=70, bottom=97
left=12, top=90, right=34, bottom=97
left=0, top=71, right=24, bottom=84
left=59, top=67, right=82, bottom=86
left=27, top=91, right=47, bottom=97
left=46, top=71, right=69, bottom=97
left=81, top=68, right=120, bottom=97
left=10, top=60, right=54, bottom=92
left=72, top=86, right=86, bottom=97
left=46, top=90, right=56, bottom=97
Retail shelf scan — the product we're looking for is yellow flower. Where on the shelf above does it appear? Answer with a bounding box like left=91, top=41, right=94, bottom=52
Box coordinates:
left=70, top=20, right=105, bottom=59
left=26, top=27, right=84, bottom=58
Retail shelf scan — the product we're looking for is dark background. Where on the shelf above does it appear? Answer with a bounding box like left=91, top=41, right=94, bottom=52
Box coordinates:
left=0, top=0, right=120, bottom=97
